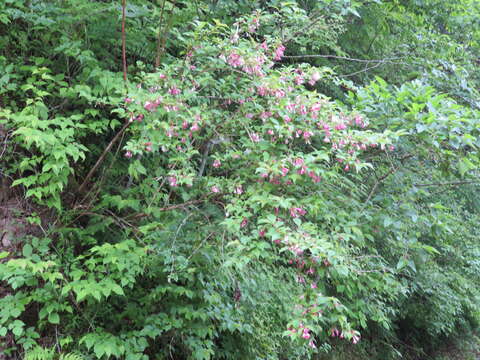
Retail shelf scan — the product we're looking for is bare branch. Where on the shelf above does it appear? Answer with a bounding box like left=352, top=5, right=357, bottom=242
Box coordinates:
left=414, top=180, right=480, bottom=187
left=78, top=121, right=131, bottom=195
left=283, top=54, right=404, bottom=63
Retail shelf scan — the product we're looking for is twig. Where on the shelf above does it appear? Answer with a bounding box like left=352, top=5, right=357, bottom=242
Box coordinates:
left=156, top=0, right=177, bottom=66
left=127, top=197, right=208, bottom=219
left=168, top=212, right=195, bottom=280
left=341, top=62, right=383, bottom=77
left=362, top=154, right=414, bottom=208
left=362, top=168, right=395, bottom=207
left=197, top=141, right=213, bottom=177
left=0, top=131, right=11, bottom=159
left=78, top=121, right=131, bottom=195
left=155, top=0, right=168, bottom=68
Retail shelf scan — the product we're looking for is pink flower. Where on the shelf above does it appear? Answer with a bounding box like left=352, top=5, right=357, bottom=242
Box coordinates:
left=169, top=86, right=181, bottom=95
left=309, top=340, right=317, bottom=349
left=308, top=171, right=322, bottom=184
left=293, top=158, right=304, bottom=167
left=159, top=73, right=166, bottom=79
left=124, top=151, right=133, bottom=158
left=257, top=86, right=268, bottom=96
left=297, top=166, right=306, bottom=175
left=136, top=114, right=144, bottom=122
left=270, top=177, right=281, bottom=185
left=240, top=218, right=248, bottom=228
left=330, top=328, right=340, bottom=338
left=302, top=328, right=310, bottom=339
left=290, top=207, right=306, bottom=218
left=260, top=41, right=268, bottom=50
left=303, top=131, right=313, bottom=141
left=144, top=101, right=156, bottom=112
left=311, top=282, right=317, bottom=289
left=294, top=76, right=304, bottom=85
left=311, top=103, right=322, bottom=112
left=190, top=122, right=200, bottom=132
left=285, top=103, right=296, bottom=112
left=273, top=44, right=285, bottom=61
left=260, top=111, right=272, bottom=119
left=250, top=133, right=261, bottom=142
left=354, top=114, right=364, bottom=127
left=168, top=176, right=177, bottom=187
left=281, top=167, right=289, bottom=176
left=344, top=164, right=350, bottom=172
left=259, top=229, right=266, bottom=237
left=213, top=159, right=221, bottom=168
left=352, top=334, right=360, bottom=344
left=234, top=185, right=243, bottom=195
left=309, top=71, right=321, bottom=85
left=211, top=186, right=220, bottom=193
left=124, top=97, right=133, bottom=104
left=227, top=52, right=244, bottom=67
left=335, top=123, right=347, bottom=131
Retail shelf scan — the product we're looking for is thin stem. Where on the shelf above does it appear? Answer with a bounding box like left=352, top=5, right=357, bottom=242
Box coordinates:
left=155, top=0, right=168, bottom=68
left=122, top=0, right=128, bottom=84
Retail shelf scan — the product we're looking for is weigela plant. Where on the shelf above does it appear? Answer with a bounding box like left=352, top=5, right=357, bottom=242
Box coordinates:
left=121, top=10, right=397, bottom=351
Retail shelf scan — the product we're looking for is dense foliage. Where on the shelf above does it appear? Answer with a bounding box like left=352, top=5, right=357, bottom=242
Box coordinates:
left=0, top=0, right=479, bottom=359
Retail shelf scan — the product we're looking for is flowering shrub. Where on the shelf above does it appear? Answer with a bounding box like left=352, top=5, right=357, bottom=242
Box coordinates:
left=1, top=1, right=480, bottom=359
left=120, top=10, right=399, bottom=352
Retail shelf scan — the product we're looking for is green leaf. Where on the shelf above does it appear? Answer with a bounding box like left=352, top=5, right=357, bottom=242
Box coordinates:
left=22, top=244, right=33, bottom=257
left=48, top=312, right=60, bottom=324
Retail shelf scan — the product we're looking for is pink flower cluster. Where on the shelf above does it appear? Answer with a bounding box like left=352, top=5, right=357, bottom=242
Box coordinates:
left=290, top=207, right=306, bottom=218
left=225, top=52, right=267, bottom=77
left=273, top=44, right=285, bottom=61
left=331, top=328, right=360, bottom=344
